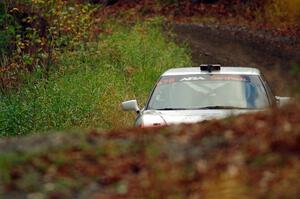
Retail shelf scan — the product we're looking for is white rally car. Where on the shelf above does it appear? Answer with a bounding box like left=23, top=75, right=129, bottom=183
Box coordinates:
left=122, top=65, right=290, bottom=127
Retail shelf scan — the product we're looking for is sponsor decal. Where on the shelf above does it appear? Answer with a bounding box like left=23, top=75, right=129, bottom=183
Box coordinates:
left=158, top=75, right=248, bottom=86
left=157, top=78, right=176, bottom=86
left=180, top=76, right=205, bottom=81
left=210, top=75, right=247, bottom=81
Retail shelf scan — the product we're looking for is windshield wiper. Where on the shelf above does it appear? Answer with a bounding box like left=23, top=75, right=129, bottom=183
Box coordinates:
left=155, top=106, right=251, bottom=110
left=155, top=108, right=189, bottom=111
left=194, top=106, right=251, bottom=110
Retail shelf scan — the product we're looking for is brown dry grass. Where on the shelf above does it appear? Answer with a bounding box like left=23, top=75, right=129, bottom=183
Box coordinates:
left=265, top=0, right=300, bottom=25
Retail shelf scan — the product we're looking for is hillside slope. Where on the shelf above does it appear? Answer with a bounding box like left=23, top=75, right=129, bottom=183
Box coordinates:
left=0, top=102, right=299, bottom=199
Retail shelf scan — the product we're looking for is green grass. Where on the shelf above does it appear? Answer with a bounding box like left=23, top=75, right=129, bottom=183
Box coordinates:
left=0, top=19, right=192, bottom=136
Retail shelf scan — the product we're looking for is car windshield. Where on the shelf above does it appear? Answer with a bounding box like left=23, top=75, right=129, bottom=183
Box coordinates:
left=147, top=74, right=270, bottom=110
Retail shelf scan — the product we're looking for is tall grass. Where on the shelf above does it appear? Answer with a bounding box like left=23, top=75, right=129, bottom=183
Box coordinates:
left=0, top=19, right=192, bottom=136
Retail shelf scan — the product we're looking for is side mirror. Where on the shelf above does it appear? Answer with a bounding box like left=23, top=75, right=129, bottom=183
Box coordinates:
left=121, top=100, right=140, bottom=113
left=275, top=96, right=292, bottom=107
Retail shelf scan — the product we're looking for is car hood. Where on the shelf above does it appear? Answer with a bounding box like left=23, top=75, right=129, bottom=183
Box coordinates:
left=141, top=109, right=258, bottom=127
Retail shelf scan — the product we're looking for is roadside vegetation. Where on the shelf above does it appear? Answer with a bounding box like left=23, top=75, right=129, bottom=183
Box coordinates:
left=0, top=1, right=191, bottom=136
left=0, top=0, right=299, bottom=136
left=264, top=0, right=300, bottom=26
left=96, top=0, right=300, bottom=36
left=0, top=19, right=191, bottom=136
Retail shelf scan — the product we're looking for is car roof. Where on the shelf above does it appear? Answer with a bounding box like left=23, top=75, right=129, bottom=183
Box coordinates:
left=162, top=67, right=261, bottom=76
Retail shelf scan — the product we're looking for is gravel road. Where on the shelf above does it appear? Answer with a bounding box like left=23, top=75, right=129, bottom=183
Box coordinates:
left=173, top=23, right=300, bottom=96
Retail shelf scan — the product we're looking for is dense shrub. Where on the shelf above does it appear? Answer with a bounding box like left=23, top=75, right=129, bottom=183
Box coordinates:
left=0, top=2, right=16, bottom=57
left=0, top=0, right=98, bottom=90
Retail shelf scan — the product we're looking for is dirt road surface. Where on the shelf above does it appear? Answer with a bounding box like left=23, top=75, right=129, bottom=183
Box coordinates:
left=173, top=23, right=300, bottom=96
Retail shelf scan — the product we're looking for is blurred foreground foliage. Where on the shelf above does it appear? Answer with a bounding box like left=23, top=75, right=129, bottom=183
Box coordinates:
left=0, top=102, right=299, bottom=198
